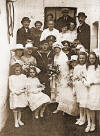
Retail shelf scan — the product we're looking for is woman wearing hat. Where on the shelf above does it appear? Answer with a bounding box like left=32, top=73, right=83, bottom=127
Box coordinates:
left=77, top=12, right=90, bottom=52
left=21, top=43, right=37, bottom=76
left=52, top=42, right=69, bottom=103
left=17, top=17, right=33, bottom=47
left=10, top=44, right=24, bottom=66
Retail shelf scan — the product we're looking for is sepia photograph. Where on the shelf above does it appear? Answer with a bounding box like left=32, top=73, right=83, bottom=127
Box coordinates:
left=0, top=0, right=100, bottom=136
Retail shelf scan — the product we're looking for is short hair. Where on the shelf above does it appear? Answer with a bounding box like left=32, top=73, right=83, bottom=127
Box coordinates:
left=34, top=21, right=42, bottom=26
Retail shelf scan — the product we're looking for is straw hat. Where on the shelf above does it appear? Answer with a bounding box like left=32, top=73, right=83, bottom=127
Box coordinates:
left=70, top=55, right=78, bottom=61
left=25, top=43, right=33, bottom=49
left=76, top=44, right=84, bottom=50
left=53, top=42, right=63, bottom=49
left=11, top=44, right=24, bottom=51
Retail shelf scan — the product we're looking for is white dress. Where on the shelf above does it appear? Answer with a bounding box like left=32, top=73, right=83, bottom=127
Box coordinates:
left=54, top=51, right=79, bottom=115
left=85, top=65, right=100, bottom=110
left=73, top=64, right=88, bottom=108
left=54, top=51, right=69, bottom=90
left=67, top=30, right=77, bottom=43
left=58, top=30, right=77, bottom=43
left=58, top=32, right=71, bottom=43
left=9, top=74, right=28, bottom=109
left=26, top=77, right=50, bottom=111
left=57, top=69, right=79, bottom=116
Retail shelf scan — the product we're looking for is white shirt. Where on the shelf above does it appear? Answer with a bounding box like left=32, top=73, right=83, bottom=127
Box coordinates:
left=58, top=30, right=77, bottom=43
left=40, top=28, right=59, bottom=41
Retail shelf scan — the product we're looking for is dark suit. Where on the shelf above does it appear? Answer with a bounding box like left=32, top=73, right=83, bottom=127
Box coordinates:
left=77, top=22, right=90, bottom=52
left=56, top=15, right=74, bottom=32
left=17, top=27, right=33, bottom=46
left=33, top=50, right=54, bottom=97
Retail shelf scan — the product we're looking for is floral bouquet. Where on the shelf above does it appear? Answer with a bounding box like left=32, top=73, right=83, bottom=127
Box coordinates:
left=67, top=72, right=74, bottom=88
left=47, top=64, right=60, bottom=78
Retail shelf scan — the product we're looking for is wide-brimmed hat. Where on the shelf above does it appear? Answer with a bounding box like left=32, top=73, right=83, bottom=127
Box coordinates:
left=53, top=42, right=63, bottom=49
left=77, top=12, right=87, bottom=18
left=70, top=55, right=78, bottom=61
left=25, top=43, right=33, bottom=49
left=21, top=17, right=31, bottom=24
left=11, top=44, right=24, bottom=51
left=76, top=44, right=84, bottom=50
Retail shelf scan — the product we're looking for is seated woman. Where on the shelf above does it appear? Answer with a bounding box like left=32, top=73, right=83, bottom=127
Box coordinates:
left=21, top=43, right=37, bottom=76
left=10, top=44, right=24, bottom=66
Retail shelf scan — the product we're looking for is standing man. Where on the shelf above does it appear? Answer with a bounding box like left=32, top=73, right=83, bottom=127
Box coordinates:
left=17, top=17, right=33, bottom=47
left=40, top=20, right=59, bottom=41
left=77, top=12, right=90, bottom=52
left=56, top=8, right=74, bottom=32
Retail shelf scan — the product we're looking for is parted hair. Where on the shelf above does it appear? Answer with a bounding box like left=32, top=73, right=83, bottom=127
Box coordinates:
left=86, top=52, right=99, bottom=70
left=77, top=51, right=87, bottom=65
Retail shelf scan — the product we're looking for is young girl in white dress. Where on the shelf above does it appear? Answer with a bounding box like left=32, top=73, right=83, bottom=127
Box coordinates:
left=73, top=52, right=88, bottom=125
left=26, top=66, right=50, bottom=119
left=9, top=63, right=28, bottom=127
left=83, top=52, right=100, bottom=132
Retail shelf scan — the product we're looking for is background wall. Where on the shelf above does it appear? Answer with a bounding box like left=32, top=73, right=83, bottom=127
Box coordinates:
left=0, top=0, right=10, bottom=131
left=10, top=0, right=100, bottom=49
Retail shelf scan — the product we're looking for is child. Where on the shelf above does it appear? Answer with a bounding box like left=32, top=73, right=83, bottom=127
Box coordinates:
left=26, top=66, right=50, bottom=119
left=73, top=51, right=88, bottom=125
left=83, top=52, right=100, bottom=132
left=9, top=63, right=28, bottom=127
